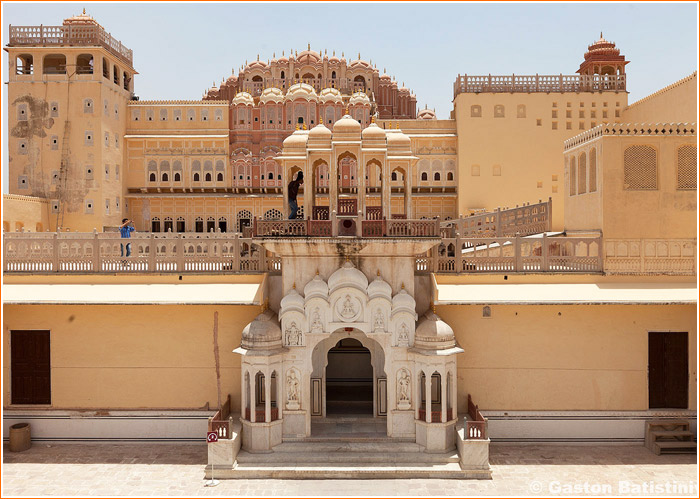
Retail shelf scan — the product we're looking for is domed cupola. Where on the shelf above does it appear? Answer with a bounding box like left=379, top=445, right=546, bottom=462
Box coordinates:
left=417, top=107, right=437, bottom=120
left=328, top=260, right=368, bottom=294
left=282, top=128, right=309, bottom=151
left=259, top=87, right=284, bottom=105
left=280, top=285, right=305, bottom=314
left=349, top=91, right=370, bottom=107
left=231, top=91, right=254, bottom=107
left=240, top=309, right=283, bottom=351
left=285, top=82, right=318, bottom=102
left=308, top=121, right=332, bottom=147
left=367, top=272, right=392, bottom=300
left=332, top=113, right=362, bottom=135
left=319, top=87, right=343, bottom=105
left=392, top=286, right=417, bottom=319
left=577, top=33, right=628, bottom=77
left=414, top=311, right=456, bottom=351
left=304, top=272, right=329, bottom=301
left=362, top=119, right=387, bottom=142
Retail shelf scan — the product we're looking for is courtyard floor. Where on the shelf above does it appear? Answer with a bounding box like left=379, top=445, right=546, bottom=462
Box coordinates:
left=2, top=443, right=697, bottom=497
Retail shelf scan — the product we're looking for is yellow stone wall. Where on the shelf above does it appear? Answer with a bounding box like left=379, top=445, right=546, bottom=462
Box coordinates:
left=437, top=303, right=697, bottom=411
left=3, top=194, right=51, bottom=233
left=7, top=46, right=133, bottom=232
left=622, top=72, right=697, bottom=123
left=454, top=92, right=628, bottom=230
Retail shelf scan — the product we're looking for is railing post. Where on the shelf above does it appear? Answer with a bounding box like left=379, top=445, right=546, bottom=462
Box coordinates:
left=541, top=233, right=548, bottom=272
left=92, top=229, right=101, bottom=272
left=432, top=240, right=439, bottom=272
left=495, top=207, right=502, bottom=236
left=597, top=236, right=604, bottom=272
left=176, top=234, right=184, bottom=272
left=547, top=197, right=553, bottom=232
left=234, top=233, right=240, bottom=271
left=331, top=210, right=338, bottom=237
left=455, top=233, right=463, bottom=273
left=356, top=210, right=363, bottom=237
left=52, top=230, right=60, bottom=272
left=148, top=233, right=156, bottom=271
left=515, top=233, right=522, bottom=272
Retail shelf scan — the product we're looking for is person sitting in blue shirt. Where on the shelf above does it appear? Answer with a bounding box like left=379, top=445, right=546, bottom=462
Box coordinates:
left=120, top=218, right=135, bottom=258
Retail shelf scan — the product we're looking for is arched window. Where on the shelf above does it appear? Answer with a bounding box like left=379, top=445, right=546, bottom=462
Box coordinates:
left=391, top=172, right=397, bottom=181
left=434, top=172, right=441, bottom=181
left=161, top=172, right=168, bottom=182
left=569, top=156, right=577, bottom=196
left=447, top=172, right=454, bottom=181
left=280, top=71, right=285, bottom=79
left=268, top=172, right=274, bottom=179
left=589, top=148, right=597, bottom=192
left=76, top=54, right=93, bottom=74
left=205, top=172, right=212, bottom=182
left=174, top=172, right=181, bottom=182
left=332, top=71, right=336, bottom=79
left=217, top=172, right=223, bottom=182
left=421, top=172, right=428, bottom=181
left=43, top=54, right=66, bottom=74
left=15, top=54, right=33, bottom=75
left=193, top=172, right=200, bottom=181
left=149, top=173, right=156, bottom=182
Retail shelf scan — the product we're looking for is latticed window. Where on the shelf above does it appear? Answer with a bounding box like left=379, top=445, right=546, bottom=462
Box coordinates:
left=578, top=152, right=587, bottom=194
left=569, top=156, right=576, bottom=196
left=623, top=145, right=657, bottom=190
left=589, top=148, right=597, bottom=192
left=677, top=145, right=697, bottom=190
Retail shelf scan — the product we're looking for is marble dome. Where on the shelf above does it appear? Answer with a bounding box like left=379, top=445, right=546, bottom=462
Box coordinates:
left=414, top=311, right=456, bottom=350
left=328, top=260, right=368, bottom=294
left=241, top=310, right=282, bottom=351
left=304, top=273, right=329, bottom=301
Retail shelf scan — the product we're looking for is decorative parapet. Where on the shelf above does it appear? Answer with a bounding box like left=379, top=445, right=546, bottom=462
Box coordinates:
left=128, top=100, right=229, bottom=106
left=453, top=73, right=626, bottom=98
left=3, top=194, right=50, bottom=204
left=564, top=123, right=696, bottom=151
left=625, top=72, right=697, bottom=112
left=604, top=239, right=696, bottom=275
left=8, top=24, right=133, bottom=66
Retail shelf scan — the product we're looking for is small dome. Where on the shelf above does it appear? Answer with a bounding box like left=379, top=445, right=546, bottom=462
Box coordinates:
left=414, top=311, right=456, bottom=350
left=241, top=310, right=283, bottom=351
left=328, top=53, right=340, bottom=64
left=63, top=9, right=100, bottom=27
left=245, top=59, right=268, bottom=71
left=280, top=286, right=305, bottom=314
left=304, top=273, right=329, bottom=301
left=231, top=92, right=254, bottom=106
left=285, top=82, right=318, bottom=102
left=259, top=87, right=284, bottom=104
left=206, top=86, right=219, bottom=98
left=386, top=129, right=411, bottom=149
left=417, top=108, right=437, bottom=120
left=308, top=122, right=332, bottom=140
left=398, top=86, right=410, bottom=95
left=328, top=260, right=368, bottom=294
left=319, top=87, right=343, bottom=104
left=282, top=129, right=309, bottom=150
left=277, top=54, right=289, bottom=64
left=361, top=122, right=386, bottom=140
left=226, top=74, right=238, bottom=85
left=350, top=59, right=372, bottom=70
left=367, top=273, right=392, bottom=300
left=379, top=73, right=392, bottom=81
left=392, top=287, right=416, bottom=316
left=349, top=91, right=370, bottom=107
left=333, top=114, right=362, bottom=135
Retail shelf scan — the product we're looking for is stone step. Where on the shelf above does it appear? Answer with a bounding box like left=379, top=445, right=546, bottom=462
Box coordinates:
left=651, top=430, right=695, bottom=439
left=237, top=450, right=459, bottom=464
left=284, top=436, right=416, bottom=443
left=272, top=441, right=423, bottom=453
left=647, top=420, right=690, bottom=430
left=654, top=441, right=697, bottom=455
left=209, top=462, right=491, bottom=480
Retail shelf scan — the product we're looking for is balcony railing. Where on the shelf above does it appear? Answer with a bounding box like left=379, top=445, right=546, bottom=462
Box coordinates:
left=442, top=199, right=552, bottom=238
left=465, top=394, right=488, bottom=440
left=252, top=217, right=442, bottom=238
left=208, top=394, right=232, bottom=440
left=9, top=24, right=133, bottom=66
left=454, top=73, right=626, bottom=97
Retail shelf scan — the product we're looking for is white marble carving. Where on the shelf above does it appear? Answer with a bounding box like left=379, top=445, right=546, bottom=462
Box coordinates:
left=286, top=368, right=301, bottom=410
left=397, top=368, right=411, bottom=410
left=310, top=307, right=323, bottom=334
left=285, top=321, right=302, bottom=346
left=335, top=294, right=362, bottom=322
left=397, top=323, right=410, bottom=347
left=373, top=309, right=385, bottom=333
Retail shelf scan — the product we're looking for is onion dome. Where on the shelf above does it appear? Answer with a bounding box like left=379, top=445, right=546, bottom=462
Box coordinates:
left=417, top=108, right=437, bottom=120
left=231, top=91, right=254, bottom=107
left=285, top=82, right=318, bottom=102
left=414, top=311, right=456, bottom=350
left=319, top=87, right=343, bottom=104
left=332, top=113, right=362, bottom=135
left=245, top=55, right=268, bottom=71
left=349, top=57, right=372, bottom=70
left=308, top=122, right=332, bottom=143
left=259, top=87, right=284, bottom=105
left=304, top=273, right=329, bottom=301
left=379, top=70, right=392, bottom=82
left=206, top=86, right=219, bottom=98
left=349, top=91, right=370, bottom=107
left=328, top=260, right=368, bottom=294
left=280, top=286, right=305, bottom=315
left=282, top=128, right=309, bottom=150
left=328, top=50, right=340, bottom=64
left=241, top=309, right=283, bottom=351
left=277, top=53, right=289, bottom=64
left=361, top=121, right=386, bottom=141
left=391, top=287, right=417, bottom=318
left=226, top=74, right=238, bottom=85
left=296, top=47, right=322, bottom=65
left=367, top=273, right=392, bottom=300
left=386, top=128, right=411, bottom=150
left=398, top=84, right=410, bottom=95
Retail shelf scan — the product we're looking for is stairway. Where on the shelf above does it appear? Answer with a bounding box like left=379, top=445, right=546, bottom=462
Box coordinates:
left=645, top=420, right=697, bottom=455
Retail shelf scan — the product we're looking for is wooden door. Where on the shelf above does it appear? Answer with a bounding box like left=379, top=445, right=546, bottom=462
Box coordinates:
left=11, top=330, right=51, bottom=405
left=648, top=332, right=688, bottom=409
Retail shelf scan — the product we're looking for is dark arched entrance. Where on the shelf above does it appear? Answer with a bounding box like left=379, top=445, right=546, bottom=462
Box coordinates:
left=325, top=338, right=373, bottom=415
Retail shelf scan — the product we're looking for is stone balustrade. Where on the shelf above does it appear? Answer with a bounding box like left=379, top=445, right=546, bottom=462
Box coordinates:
left=453, top=73, right=626, bottom=97
left=564, top=123, right=696, bottom=151
left=442, top=199, right=552, bottom=238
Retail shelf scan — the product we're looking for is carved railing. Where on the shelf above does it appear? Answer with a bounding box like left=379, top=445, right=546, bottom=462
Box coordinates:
left=386, top=219, right=440, bottom=237
left=338, top=198, right=358, bottom=216
left=465, top=394, right=488, bottom=440
left=564, top=122, right=696, bottom=151
left=365, top=206, right=383, bottom=220
left=208, top=394, right=232, bottom=439
left=308, top=220, right=332, bottom=237
left=244, top=406, right=279, bottom=422
left=454, top=73, right=626, bottom=98
left=9, top=24, right=133, bottom=65
left=604, top=239, right=696, bottom=275
left=3, top=231, right=269, bottom=274
left=443, top=199, right=551, bottom=238
left=253, top=218, right=307, bottom=237
left=422, top=233, right=603, bottom=274
left=312, top=206, right=329, bottom=221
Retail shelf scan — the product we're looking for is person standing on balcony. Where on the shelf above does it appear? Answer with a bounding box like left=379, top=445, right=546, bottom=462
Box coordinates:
left=288, top=172, right=304, bottom=219
left=120, top=218, right=135, bottom=259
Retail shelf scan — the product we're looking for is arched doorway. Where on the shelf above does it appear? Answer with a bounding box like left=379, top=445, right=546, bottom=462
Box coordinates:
left=325, top=338, right=373, bottom=415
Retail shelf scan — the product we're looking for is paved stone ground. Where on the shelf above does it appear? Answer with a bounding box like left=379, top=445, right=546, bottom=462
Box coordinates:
left=2, top=443, right=697, bottom=497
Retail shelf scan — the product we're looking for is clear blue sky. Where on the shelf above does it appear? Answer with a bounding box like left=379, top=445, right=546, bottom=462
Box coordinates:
left=2, top=1, right=698, bottom=191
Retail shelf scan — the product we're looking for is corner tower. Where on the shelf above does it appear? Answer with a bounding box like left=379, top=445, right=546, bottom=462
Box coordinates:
left=5, top=10, right=136, bottom=231
left=577, top=33, right=629, bottom=79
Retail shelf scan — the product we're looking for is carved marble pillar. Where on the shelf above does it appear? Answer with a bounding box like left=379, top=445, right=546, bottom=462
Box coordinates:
left=425, top=373, right=432, bottom=424
left=249, top=373, right=257, bottom=423
left=441, top=371, right=447, bottom=424
left=264, top=372, right=272, bottom=423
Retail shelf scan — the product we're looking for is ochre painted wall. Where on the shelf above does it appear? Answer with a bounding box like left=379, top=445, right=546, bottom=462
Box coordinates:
left=3, top=304, right=259, bottom=411
left=622, top=72, right=697, bottom=124
left=3, top=194, right=51, bottom=233
left=437, top=304, right=697, bottom=412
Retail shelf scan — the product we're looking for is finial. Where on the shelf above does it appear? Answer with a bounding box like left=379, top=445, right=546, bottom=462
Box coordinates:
left=401, top=282, right=405, bottom=289
left=377, top=269, right=381, bottom=276
left=345, top=255, right=350, bottom=262
left=257, top=54, right=259, bottom=61
left=319, top=116, right=323, bottom=124
left=303, top=123, right=307, bottom=130
left=345, top=106, right=349, bottom=115
left=358, top=52, right=361, bottom=59
left=384, top=67, right=386, bottom=73
left=282, top=50, right=285, bottom=56
left=316, top=269, right=320, bottom=275
left=245, top=59, right=248, bottom=65
left=308, top=43, right=310, bottom=50
left=333, top=50, right=336, bottom=56
left=273, top=52, right=275, bottom=58
left=324, top=49, right=327, bottom=55
left=292, top=282, right=296, bottom=289
left=295, top=124, right=300, bottom=131
left=295, top=50, right=298, bottom=56
left=371, top=115, right=376, bottom=124
left=213, top=81, right=215, bottom=86
left=431, top=301, right=436, bottom=313
left=342, top=51, right=344, bottom=57
left=395, top=122, right=399, bottom=130
left=600, top=31, right=603, bottom=39
left=83, top=7, right=86, bottom=14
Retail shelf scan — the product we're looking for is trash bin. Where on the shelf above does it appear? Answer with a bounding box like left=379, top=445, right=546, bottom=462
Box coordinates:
left=9, top=423, right=31, bottom=452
